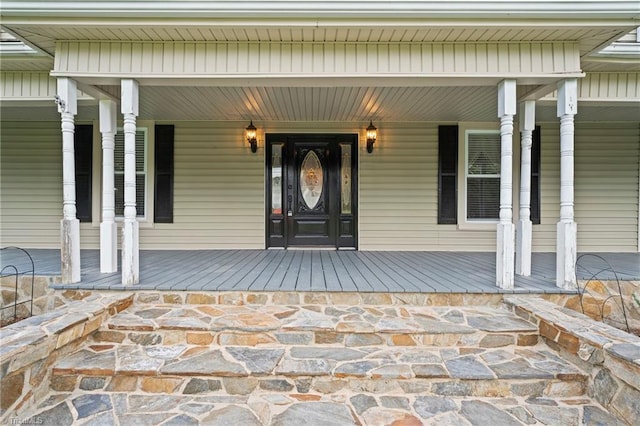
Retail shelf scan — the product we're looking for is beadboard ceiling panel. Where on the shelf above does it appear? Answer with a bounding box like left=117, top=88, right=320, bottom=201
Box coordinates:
left=93, top=85, right=501, bottom=122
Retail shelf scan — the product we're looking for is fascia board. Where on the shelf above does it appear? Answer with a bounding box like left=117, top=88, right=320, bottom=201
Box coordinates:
left=1, top=1, right=640, bottom=20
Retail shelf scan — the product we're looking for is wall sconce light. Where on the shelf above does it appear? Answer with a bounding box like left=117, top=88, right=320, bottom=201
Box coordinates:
left=245, top=120, right=258, bottom=153
left=366, top=121, right=377, bottom=153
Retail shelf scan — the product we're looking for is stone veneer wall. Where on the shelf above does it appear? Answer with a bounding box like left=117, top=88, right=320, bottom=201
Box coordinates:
left=0, top=292, right=133, bottom=423
left=506, top=295, right=640, bottom=425
left=563, top=280, right=640, bottom=336
left=1, top=276, right=60, bottom=323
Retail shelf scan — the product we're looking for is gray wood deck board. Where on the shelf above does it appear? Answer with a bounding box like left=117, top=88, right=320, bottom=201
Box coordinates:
left=211, top=250, right=271, bottom=291
left=281, top=251, right=303, bottom=291
left=389, top=252, right=472, bottom=293
left=359, top=251, right=419, bottom=293
left=346, top=251, right=391, bottom=292
left=371, top=253, right=439, bottom=293
left=370, top=251, right=455, bottom=293
left=8, top=248, right=637, bottom=293
left=230, top=250, right=279, bottom=291
left=264, top=250, right=296, bottom=291
left=247, top=250, right=287, bottom=291
left=328, top=251, right=358, bottom=292
left=310, top=251, right=326, bottom=292
left=335, top=252, right=375, bottom=292
left=152, top=250, right=231, bottom=289
left=191, top=250, right=256, bottom=290
left=320, top=250, right=342, bottom=292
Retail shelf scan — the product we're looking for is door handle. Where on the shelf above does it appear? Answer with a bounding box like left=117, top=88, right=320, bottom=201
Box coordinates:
left=287, top=194, right=292, bottom=216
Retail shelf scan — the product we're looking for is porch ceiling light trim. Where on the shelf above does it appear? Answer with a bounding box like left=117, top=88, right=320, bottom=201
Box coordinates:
left=245, top=120, right=257, bottom=153
left=366, top=121, right=377, bottom=154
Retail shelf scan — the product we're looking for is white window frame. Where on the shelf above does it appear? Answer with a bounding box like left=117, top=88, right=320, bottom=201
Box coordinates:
left=91, top=121, right=155, bottom=227
left=457, top=123, right=501, bottom=230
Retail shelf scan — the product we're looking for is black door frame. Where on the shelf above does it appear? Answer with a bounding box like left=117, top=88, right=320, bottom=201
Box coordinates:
left=265, top=133, right=358, bottom=249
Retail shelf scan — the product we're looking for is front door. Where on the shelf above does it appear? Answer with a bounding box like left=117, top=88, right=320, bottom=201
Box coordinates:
left=266, top=134, right=357, bottom=248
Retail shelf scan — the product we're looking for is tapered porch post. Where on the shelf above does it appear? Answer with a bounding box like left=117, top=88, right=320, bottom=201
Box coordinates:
left=121, top=79, right=139, bottom=285
left=496, top=80, right=516, bottom=289
left=100, top=99, right=118, bottom=273
left=556, top=79, right=578, bottom=290
left=56, top=78, right=81, bottom=284
left=516, top=100, right=535, bottom=276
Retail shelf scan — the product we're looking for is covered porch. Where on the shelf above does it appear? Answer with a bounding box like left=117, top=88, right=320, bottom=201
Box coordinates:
left=1, top=3, right=638, bottom=293
left=5, top=249, right=638, bottom=293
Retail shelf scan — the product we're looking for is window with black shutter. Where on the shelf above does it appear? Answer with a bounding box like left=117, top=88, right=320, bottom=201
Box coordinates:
left=438, top=125, right=458, bottom=224
left=154, top=125, right=174, bottom=223
left=74, top=125, right=93, bottom=222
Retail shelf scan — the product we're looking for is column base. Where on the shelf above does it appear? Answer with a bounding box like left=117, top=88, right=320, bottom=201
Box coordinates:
left=496, top=222, right=515, bottom=289
left=121, top=220, right=139, bottom=286
left=516, top=219, right=532, bottom=276
left=100, top=221, right=118, bottom=273
left=60, top=218, right=81, bottom=284
left=556, top=221, right=577, bottom=290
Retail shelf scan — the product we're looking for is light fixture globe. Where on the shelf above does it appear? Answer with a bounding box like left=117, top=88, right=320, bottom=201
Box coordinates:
left=366, top=121, right=377, bottom=153
left=245, top=120, right=258, bottom=153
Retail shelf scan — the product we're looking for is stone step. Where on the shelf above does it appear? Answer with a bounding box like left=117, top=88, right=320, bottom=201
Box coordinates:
left=51, top=343, right=588, bottom=398
left=97, top=303, right=540, bottom=348
left=28, top=390, right=622, bottom=426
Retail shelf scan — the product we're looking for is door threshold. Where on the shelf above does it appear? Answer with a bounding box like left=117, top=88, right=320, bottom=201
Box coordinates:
left=287, top=247, right=337, bottom=251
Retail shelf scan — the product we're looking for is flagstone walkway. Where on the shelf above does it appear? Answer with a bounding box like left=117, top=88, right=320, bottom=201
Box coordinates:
left=19, top=298, right=624, bottom=425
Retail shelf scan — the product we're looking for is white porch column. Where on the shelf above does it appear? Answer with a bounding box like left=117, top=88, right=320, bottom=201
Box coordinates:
left=121, top=79, right=139, bottom=285
left=56, top=78, right=81, bottom=284
left=99, top=99, right=118, bottom=273
left=496, top=80, right=517, bottom=289
left=556, top=79, right=578, bottom=290
left=516, top=100, right=535, bottom=276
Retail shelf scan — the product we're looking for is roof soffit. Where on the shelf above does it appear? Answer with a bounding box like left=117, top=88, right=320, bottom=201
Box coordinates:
left=2, top=1, right=640, bottom=19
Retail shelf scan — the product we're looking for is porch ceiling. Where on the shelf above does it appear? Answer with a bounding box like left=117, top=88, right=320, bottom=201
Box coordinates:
left=2, top=83, right=637, bottom=124
left=96, top=85, right=506, bottom=122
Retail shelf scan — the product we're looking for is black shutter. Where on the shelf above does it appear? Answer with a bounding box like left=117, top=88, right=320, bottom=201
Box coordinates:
left=154, top=125, right=174, bottom=223
left=74, top=125, right=93, bottom=222
left=530, top=126, right=541, bottom=224
left=438, top=125, right=458, bottom=224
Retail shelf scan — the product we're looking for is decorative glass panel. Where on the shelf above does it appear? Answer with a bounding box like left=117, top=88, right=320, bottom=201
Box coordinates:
left=300, top=150, right=323, bottom=210
left=271, top=144, right=283, bottom=215
left=341, top=144, right=351, bottom=214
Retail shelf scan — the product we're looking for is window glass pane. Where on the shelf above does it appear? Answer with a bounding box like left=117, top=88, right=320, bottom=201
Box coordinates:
left=300, top=150, right=323, bottom=210
left=467, top=177, right=500, bottom=219
left=271, top=144, right=282, bottom=215
left=466, top=131, right=500, bottom=220
left=468, top=133, right=500, bottom=175
left=341, top=144, right=351, bottom=214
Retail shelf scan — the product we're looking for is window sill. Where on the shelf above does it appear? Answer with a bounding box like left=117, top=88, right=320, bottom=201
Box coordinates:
left=457, top=220, right=498, bottom=231
left=90, top=218, right=155, bottom=229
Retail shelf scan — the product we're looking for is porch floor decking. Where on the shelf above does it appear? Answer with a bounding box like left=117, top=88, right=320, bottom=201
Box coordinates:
left=3, top=249, right=638, bottom=293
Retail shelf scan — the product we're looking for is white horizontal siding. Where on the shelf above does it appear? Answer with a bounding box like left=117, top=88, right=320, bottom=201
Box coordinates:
left=0, top=122, right=99, bottom=248
left=359, top=123, right=497, bottom=251
left=1, top=120, right=637, bottom=252
left=54, top=41, right=580, bottom=76
left=533, top=122, right=639, bottom=252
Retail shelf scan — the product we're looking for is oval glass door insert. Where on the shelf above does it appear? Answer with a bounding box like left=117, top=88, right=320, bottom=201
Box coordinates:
left=300, top=151, right=323, bottom=210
